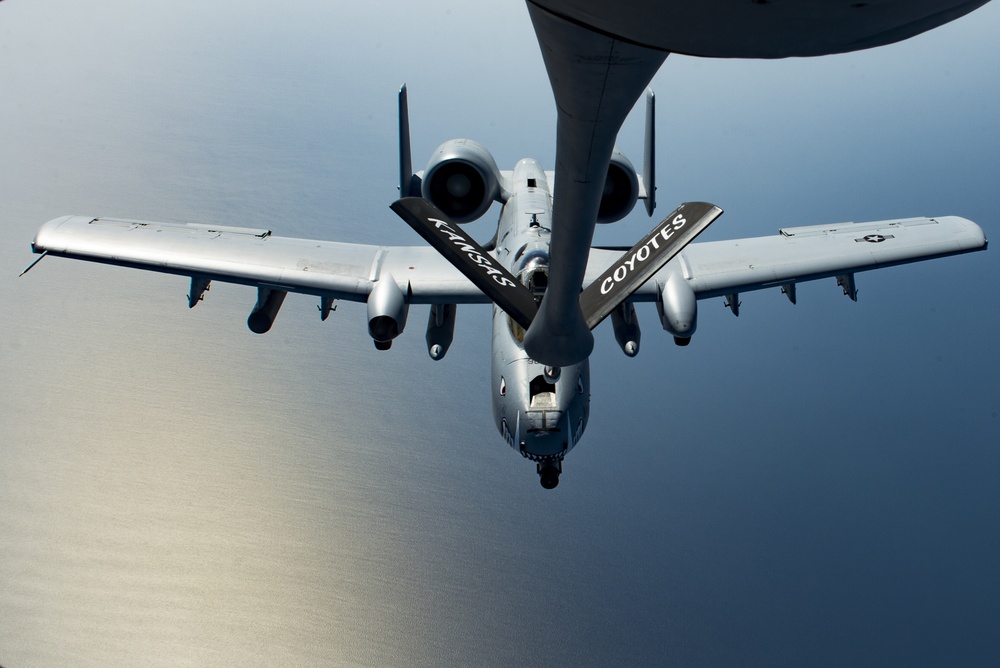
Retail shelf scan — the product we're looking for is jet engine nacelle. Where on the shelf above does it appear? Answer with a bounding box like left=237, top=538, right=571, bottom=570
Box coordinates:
left=422, top=139, right=502, bottom=224
left=657, top=272, right=697, bottom=344
left=596, top=149, right=640, bottom=224
left=367, top=275, right=409, bottom=350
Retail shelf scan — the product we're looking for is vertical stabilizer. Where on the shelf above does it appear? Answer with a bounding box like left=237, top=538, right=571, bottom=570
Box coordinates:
left=643, top=88, right=655, bottom=216
left=398, top=85, right=419, bottom=197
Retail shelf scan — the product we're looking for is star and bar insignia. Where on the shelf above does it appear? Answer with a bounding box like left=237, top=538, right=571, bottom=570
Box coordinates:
left=858, top=234, right=894, bottom=243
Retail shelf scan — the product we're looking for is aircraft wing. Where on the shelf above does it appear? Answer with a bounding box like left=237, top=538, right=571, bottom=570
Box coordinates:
left=586, top=215, right=987, bottom=301
left=30, top=213, right=988, bottom=329
left=30, top=215, right=489, bottom=305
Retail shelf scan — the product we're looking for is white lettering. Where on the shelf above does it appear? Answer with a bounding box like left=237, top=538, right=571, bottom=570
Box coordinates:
left=598, top=209, right=699, bottom=293
left=429, top=216, right=526, bottom=288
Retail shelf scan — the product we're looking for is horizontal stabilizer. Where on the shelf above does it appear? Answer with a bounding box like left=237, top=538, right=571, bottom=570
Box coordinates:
left=390, top=197, right=537, bottom=329
left=580, top=201, right=722, bottom=329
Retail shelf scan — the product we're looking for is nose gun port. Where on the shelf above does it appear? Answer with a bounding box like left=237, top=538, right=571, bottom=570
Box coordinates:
left=537, top=459, right=562, bottom=489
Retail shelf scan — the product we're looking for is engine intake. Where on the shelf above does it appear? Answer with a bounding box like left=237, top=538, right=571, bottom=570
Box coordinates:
left=422, top=139, right=502, bottom=223
left=597, top=149, right=640, bottom=224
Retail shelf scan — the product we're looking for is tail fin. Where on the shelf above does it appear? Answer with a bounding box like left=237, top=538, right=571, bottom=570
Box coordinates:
left=642, top=88, right=655, bottom=216
left=398, top=85, right=421, bottom=198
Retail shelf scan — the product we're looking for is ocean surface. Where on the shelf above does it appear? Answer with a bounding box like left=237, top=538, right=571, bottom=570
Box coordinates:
left=2, top=1, right=1000, bottom=665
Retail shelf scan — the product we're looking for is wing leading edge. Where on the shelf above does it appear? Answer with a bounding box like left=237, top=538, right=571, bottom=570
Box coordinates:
left=31, top=215, right=490, bottom=305
left=30, top=213, right=987, bottom=337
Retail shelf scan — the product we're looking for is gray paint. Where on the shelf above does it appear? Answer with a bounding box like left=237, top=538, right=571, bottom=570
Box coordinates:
left=28, top=153, right=986, bottom=487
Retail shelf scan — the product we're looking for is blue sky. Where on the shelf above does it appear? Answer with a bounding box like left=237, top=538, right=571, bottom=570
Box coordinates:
left=2, top=1, right=998, bottom=665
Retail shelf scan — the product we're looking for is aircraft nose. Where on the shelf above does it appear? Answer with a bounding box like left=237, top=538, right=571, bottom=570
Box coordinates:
left=520, top=410, right=568, bottom=459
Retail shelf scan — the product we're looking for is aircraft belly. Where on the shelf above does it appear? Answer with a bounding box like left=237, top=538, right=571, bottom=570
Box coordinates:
left=532, top=0, right=990, bottom=58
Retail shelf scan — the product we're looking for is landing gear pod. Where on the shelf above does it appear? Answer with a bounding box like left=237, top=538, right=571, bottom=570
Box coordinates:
left=247, top=287, right=287, bottom=334
left=425, top=303, right=456, bottom=360
left=611, top=302, right=641, bottom=357
left=367, top=274, right=409, bottom=350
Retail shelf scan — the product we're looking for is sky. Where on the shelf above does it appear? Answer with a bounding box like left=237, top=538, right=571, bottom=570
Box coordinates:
left=2, top=1, right=999, bottom=665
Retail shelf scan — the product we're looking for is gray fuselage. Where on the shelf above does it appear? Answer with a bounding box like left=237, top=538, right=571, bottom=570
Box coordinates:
left=489, top=160, right=590, bottom=472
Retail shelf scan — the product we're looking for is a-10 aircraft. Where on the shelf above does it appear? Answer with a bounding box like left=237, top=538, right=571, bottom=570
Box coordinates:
left=26, top=86, right=987, bottom=488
